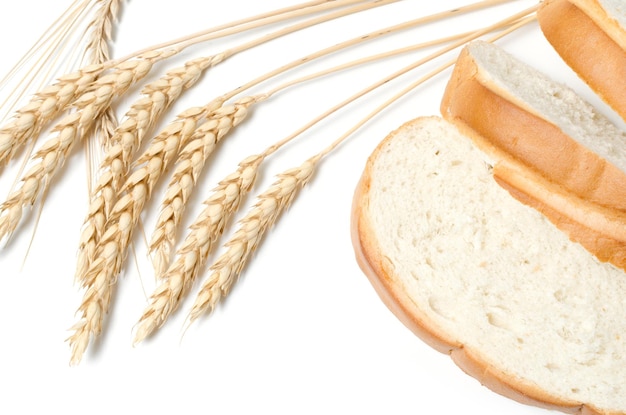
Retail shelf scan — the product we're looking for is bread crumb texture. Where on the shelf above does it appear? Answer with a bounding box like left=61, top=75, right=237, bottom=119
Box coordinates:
left=469, top=40, right=626, bottom=176
left=365, top=117, right=626, bottom=411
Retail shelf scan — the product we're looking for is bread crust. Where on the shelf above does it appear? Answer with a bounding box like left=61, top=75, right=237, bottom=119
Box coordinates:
left=494, top=162, right=626, bottom=269
left=440, top=45, right=626, bottom=270
left=538, top=0, right=626, bottom=121
left=350, top=118, right=605, bottom=415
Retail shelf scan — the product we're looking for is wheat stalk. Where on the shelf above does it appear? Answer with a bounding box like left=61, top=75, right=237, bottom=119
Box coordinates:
left=0, top=0, right=371, bottom=169
left=73, top=0, right=398, bottom=280
left=132, top=1, right=530, bottom=340
left=133, top=154, right=264, bottom=343
left=145, top=0, right=512, bottom=275
left=147, top=95, right=262, bottom=276
left=0, top=50, right=178, bottom=243
left=67, top=93, right=259, bottom=364
left=180, top=9, right=539, bottom=327
left=0, top=0, right=97, bottom=125
left=67, top=0, right=536, bottom=363
left=186, top=156, right=319, bottom=324
left=75, top=54, right=227, bottom=281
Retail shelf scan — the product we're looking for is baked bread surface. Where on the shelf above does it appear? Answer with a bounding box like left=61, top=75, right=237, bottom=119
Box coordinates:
left=440, top=40, right=626, bottom=269
left=538, top=0, right=626, bottom=120
left=351, top=116, right=626, bottom=415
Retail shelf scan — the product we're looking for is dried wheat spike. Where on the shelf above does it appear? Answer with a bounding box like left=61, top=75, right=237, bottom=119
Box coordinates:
left=75, top=54, right=226, bottom=280
left=0, top=64, right=104, bottom=165
left=148, top=95, right=261, bottom=276
left=133, top=154, right=263, bottom=343
left=0, top=51, right=172, bottom=243
left=84, top=0, right=122, bottom=150
left=69, top=96, right=242, bottom=364
left=84, top=0, right=121, bottom=64
left=186, top=155, right=319, bottom=324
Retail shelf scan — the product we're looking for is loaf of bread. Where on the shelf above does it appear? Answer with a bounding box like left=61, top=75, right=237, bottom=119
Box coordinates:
left=538, top=0, right=626, bottom=121
left=440, top=40, right=626, bottom=270
left=351, top=116, right=626, bottom=415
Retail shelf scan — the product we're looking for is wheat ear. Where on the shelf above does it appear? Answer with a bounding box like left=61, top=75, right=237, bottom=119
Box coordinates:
left=186, top=156, right=319, bottom=324
left=83, top=0, right=121, bottom=64
left=75, top=54, right=227, bottom=281
left=84, top=0, right=123, bottom=190
left=0, top=50, right=175, bottom=243
left=133, top=154, right=264, bottom=343
left=148, top=95, right=262, bottom=276
left=0, top=63, right=105, bottom=166
left=68, top=94, right=259, bottom=364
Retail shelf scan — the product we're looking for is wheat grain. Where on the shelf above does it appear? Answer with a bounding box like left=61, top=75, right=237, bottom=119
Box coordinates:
left=186, top=156, right=319, bottom=324
left=75, top=54, right=227, bottom=280
left=0, top=50, right=175, bottom=243
left=148, top=95, right=262, bottom=276
left=133, top=154, right=263, bottom=343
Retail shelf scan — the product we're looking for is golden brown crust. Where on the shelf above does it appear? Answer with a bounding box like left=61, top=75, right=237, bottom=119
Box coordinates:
left=494, top=162, right=626, bottom=270
left=350, top=117, right=597, bottom=414
left=440, top=45, right=626, bottom=270
left=538, top=0, right=626, bottom=121
left=440, top=46, right=626, bottom=211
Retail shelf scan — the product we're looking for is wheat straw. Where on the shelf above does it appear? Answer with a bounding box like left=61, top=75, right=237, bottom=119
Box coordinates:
left=184, top=9, right=539, bottom=326
left=68, top=1, right=537, bottom=363
left=72, top=0, right=392, bottom=281
left=133, top=2, right=529, bottom=341
left=0, top=0, right=371, bottom=169
left=147, top=0, right=514, bottom=275
left=0, top=0, right=93, bottom=124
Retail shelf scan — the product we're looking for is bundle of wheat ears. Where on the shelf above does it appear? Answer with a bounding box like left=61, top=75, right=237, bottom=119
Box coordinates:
left=0, top=0, right=539, bottom=364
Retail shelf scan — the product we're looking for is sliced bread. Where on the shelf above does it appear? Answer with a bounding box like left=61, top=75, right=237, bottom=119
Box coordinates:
left=538, top=0, right=626, bottom=121
left=351, top=116, right=626, bottom=415
left=440, top=40, right=626, bottom=269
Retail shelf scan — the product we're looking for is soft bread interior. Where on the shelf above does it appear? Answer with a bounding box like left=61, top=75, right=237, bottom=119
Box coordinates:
left=468, top=40, right=626, bottom=174
left=538, top=0, right=626, bottom=121
left=353, top=116, right=626, bottom=414
left=440, top=40, right=626, bottom=269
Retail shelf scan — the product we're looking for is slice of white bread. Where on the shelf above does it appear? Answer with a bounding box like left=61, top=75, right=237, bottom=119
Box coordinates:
left=440, top=40, right=626, bottom=270
left=538, top=0, right=626, bottom=121
left=351, top=116, right=626, bottom=415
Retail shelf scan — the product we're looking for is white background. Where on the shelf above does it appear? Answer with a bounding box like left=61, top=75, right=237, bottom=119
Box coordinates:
left=0, top=1, right=623, bottom=414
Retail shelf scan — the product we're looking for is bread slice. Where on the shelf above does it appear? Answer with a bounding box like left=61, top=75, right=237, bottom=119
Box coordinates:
left=440, top=40, right=626, bottom=270
left=538, top=0, right=626, bottom=121
left=351, top=116, right=626, bottom=415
